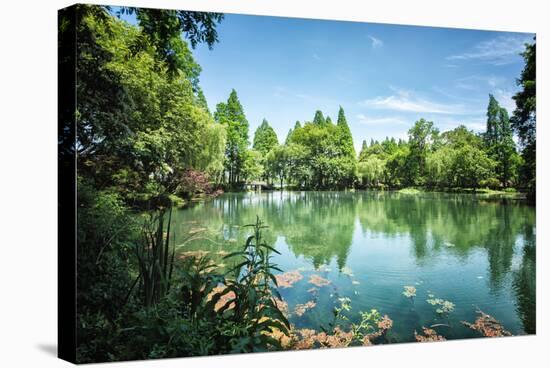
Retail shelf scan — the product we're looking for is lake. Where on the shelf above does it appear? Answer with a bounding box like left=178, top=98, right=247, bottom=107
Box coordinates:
left=172, top=191, right=536, bottom=342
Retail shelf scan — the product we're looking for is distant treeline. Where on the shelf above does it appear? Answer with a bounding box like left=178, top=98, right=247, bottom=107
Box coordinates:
left=213, top=49, right=536, bottom=196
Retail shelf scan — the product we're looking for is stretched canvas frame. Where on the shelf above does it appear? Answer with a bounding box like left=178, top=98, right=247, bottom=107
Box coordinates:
left=58, top=3, right=536, bottom=364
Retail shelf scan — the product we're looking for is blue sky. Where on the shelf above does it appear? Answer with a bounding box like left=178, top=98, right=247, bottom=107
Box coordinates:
left=118, top=10, right=534, bottom=152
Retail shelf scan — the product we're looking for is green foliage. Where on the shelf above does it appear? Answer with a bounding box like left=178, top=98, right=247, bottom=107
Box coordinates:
left=253, top=119, right=279, bottom=183
left=75, top=5, right=225, bottom=205
left=215, top=89, right=250, bottom=185
left=407, top=119, right=440, bottom=185
left=358, top=156, right=386, bottom=187
left=196, top=88, right=210, bottom=114
left=287, top=116, right=356, bottom=189
left=76, top=180, right=140, bottom=363
left=253, top=119, right=279, bottom=155
left=359, top=121, right=506, bottom=190
left=266, top=145, right=290, bottom=188
left=213, top=217, right=290, bottom=352
left=511, top=39, right=536, bottom=195
left=242, top=149, right=264, bottom=182
left=484, top=96, right=519, bottom=187
left=134, top=207, right=176, bottom=307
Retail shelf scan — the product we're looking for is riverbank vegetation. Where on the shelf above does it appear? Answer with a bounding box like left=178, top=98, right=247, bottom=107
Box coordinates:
left=62, top=4, right=535, bottom=362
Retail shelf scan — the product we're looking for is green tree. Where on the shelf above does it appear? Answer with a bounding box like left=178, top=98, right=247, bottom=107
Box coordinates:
left=358, top=156, right=386, bottom=187
left=407, top=119, right=439, bottom=185
left=116, top=7, right=224, bottom=79
left=313, top=110, right=326, bottom=125
left=335, top=107, right=357, bottom=186
left=74, top=6, right=226, bottom=203
left=196, top=88, right=210, bottom=114
left=286, top=143, right=311, bottom=188
left=485, top=94, right=501, bottom=147
left=253, top=119, right=279, bottom=154
left=337, top=106, right=356, bottom=158
left=511, top=39, right=536, bottom=195
left=484, top=96, right=519, bottom=187
left=453, top=145, right=496, bottom=188
left=266, top=145, right=290, bottom=188
left=359, top=140, right=368, bottom=158
left=215, top=89, right=250, bottom=185
left=242, top=150, right=264, bottom=182
left=252, top=119, right=278, bottom=183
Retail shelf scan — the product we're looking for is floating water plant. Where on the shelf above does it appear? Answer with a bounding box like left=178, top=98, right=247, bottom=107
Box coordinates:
left=291, top=327, right=354, bottom=349
left=426, top=297, right=444, bottom=306
left=307, top=286, right=318, bottom=293
left=294, top=300, right=317, bottom=316
left=462, top=309, right=512, bottom=337
left=309, top=274, right=331, bottom=287
left=414, top=327, right=446, bottom=342
left=437, top=301, right=455, bottom=314
left=426, top=296, right=455, bottom=314
left=275, top=270, right=303, bottom=288
left=403, top=285, right=417, bottom=299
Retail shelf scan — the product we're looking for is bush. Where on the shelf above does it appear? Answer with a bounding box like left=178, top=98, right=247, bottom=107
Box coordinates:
left=480, top=177, right=501, bottom=190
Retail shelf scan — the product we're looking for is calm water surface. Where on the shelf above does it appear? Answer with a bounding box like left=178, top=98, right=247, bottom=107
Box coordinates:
left=172, top=191, right=535, bottom=342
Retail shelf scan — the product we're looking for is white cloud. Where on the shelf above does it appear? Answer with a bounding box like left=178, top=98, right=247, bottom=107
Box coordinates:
left=430, top=116, right=487, bottom=133
left=455, top=75, right=506, bottom=90
left=312, top=53, right=321, bottom=61
left=356, top=114, right=408, bottom=126
left=494, top=88, right=516, bottom=113
left=447, top=35, right=533, bottom=66
left=360, top=88, right=469, bottom=115
left=368, top=35, right=383, bottom=49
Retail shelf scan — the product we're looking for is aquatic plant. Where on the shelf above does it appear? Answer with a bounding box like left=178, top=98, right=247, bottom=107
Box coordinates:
left=135, top=207, right=176, bottom=307
left=437, top=301, right=455, bottom=314
left=294, top=301, right=317, bottom=317
left=307, top=287, right=319, bottom=294
left=351, top=309, right=393, bottom=345
left=426, top=297, right=455, bottom=314
left=462, top=310, right=512, bottom=337
left=275, top=270, right=303, bottom=288
left=208, top=216, right=291, bottom=352
left=414, top=327, right=446, bottom=342
left=309, top=274, right=331, bottom=287
left=291, top=327, right=354, bottom=349
left=335, top=297, right=352, bottom=318
left=403, top=285, right=417, bottom=299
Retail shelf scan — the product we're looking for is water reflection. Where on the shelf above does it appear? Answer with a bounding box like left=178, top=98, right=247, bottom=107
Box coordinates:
left=173, top=191, right=535, bottom=335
